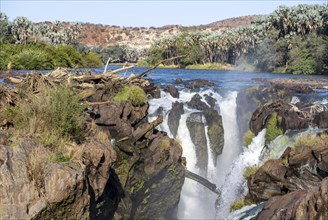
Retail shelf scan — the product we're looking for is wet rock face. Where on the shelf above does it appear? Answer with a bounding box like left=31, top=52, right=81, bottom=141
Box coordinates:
left=186, top=112, right=208, bottom=173
left=144, top=84, right=161, bottom=99
left=187, top=94, right=209, bottom=111
left=256, top=178, right=328, bottom=220
left=186, top=93, right=224, bottom=160
left=110, top=133, right=185, bottom=220
left=204, top=109, right=224, bottom=157
left=167, top=102, right=184, bottom=138
left=164, top=85, right=179, bottom=98
left=186, top=79, right=215, bottom=89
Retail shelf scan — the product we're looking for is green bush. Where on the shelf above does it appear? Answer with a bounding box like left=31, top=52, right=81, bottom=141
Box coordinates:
left=265, top=112, right=283, bottom=144
left=82, top=52, right=103, bottom=68
left=114, top=86, right=147, bottom=106
left=49, top=86, right=85, bottom=142
left=10, top=49, right=49, bottom=70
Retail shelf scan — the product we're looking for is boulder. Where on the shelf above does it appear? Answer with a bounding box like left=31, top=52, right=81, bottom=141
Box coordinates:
left=249, top=100, right=308, bottom=135
left=204, top=109, right=224, bottom=158
left=167, top=102, right=184, bottom=138
left=186, top=79, right=215, bottom=89
left=143, top=84, right=161, bottom=99
left=256, top=178, right=328, bottom=220
left=313, top=110, right=328, bottom=128
left=186, top=112, right=208, bottom=173
left=164, top=85, right=179, bottom=98
left=204, top=94, right=217, bottom=109
left=187, top=94, right=208, bottom=111
left=175, top=78, right=183, bottom=84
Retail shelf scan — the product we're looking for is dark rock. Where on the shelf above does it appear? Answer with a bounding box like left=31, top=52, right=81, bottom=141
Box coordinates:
left=236, top=85, right=293, bottom=136
left=204, top=109, right=224, bottom=158
left=167, top=102, right=184, bottom=138
left=204, top=94, right=217, bottom=109
left=256, top=178, right=328, bottom=220
left=164, top=85, right=179, bottom=98
left=247, top=143, right=328, bottom=203
left=144, top=84, right=161, bottom=99
left=313, top=110, right=328, bottom=128
left=249, top=100, right=308, bottom=135
left=186, top=79, right=215, bottom=89
left=92, top=101, right=149, bottom=139
left=187, top=94, right=208, bottom=111
left=186, top=112, right=208, bottom=173
left=175, top=78, right=183, bottom=84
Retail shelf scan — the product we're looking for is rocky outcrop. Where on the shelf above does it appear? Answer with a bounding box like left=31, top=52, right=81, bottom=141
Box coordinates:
left=164, top=85, right=179, bottom=98
left=256, top=178, right=328, bottom=220
left=249, top=100, right=308, bottom=135
left=167, top=102, right=184, bottom=138
left=186, top=112, right=208, bottom=173
left=0, top=126, right=116, bottom=220
left=0, top=71, right=185, bottom=220
left=187, top=94, right=209, bottom=110
left=186, top=79, right=215, bottom=89
left=246, top=132, right=328, bottom=219
left=204, top=109, right=224, bottom=157
left=187, top=94, right=224, bottom=160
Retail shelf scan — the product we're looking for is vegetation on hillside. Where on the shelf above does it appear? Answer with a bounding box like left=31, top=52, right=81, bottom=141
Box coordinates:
left=0, top=13, right=102, bottom=70
left=146, top=4, right=328, bottom=74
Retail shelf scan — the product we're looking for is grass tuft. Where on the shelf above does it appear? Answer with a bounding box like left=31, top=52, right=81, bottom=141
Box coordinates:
left=230, top=197, right=253, bottom=212
left=265, top=112, right=283, bottom=145
left=243, top=165, right=259, bottom=179
left=114, top=85, right=147, bottom=106
left=243, top=130, right=255, bottom=147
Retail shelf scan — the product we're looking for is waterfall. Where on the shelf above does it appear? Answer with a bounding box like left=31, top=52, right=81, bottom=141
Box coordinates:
left=216, top=129, right=266, bottom=217
left=148, top=89, right=263, bottom=219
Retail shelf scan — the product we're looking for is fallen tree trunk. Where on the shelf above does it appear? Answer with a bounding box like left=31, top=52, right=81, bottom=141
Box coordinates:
left=185, top=169, right=221, bottom=195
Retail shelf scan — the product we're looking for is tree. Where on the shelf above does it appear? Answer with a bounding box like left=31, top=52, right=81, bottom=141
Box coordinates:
left=0, top=13, right=12, bottom=42
left=11, top=16, right=33, bottom=44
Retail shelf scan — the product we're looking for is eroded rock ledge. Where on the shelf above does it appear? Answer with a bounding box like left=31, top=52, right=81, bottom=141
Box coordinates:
left=0, top=68, right=185, bottom=219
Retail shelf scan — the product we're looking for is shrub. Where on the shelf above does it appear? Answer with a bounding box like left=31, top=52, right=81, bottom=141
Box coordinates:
left=10, top=49, right=49, bottom=70
left=114, top=86, right=147, bottom=106
left=265, top=112, right=283, bottom=144
left=82, top=52, right=103, bottom=68
left=243, top=130, right=255, bottom=147
left=6, top=85, right=85, bottom=143
left=230, top=197, right=253, bottom=212
left=243, top=165, right=259, bottom=179
left=48, top=86, right=85, bottom=142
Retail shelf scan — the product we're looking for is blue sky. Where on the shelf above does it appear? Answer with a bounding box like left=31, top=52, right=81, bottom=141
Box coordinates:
left=0, top=1, right=326, bottom=27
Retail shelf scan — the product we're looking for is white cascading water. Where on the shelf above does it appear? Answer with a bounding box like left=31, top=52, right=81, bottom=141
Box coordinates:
left=217, top=129, right=266, bottom=217
left=148, top=89, right=267, bottom=219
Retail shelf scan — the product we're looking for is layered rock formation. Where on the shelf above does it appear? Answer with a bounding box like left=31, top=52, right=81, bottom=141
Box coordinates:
left=0, top=70, right=185, bottom=219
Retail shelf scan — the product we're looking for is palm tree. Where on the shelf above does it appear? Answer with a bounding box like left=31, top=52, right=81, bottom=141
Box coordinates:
left=11, top=16, right=33, bottom=44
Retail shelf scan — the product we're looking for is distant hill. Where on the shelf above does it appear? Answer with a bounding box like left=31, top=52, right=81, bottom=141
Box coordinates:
left=78, top=15, right=262, bottom=49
